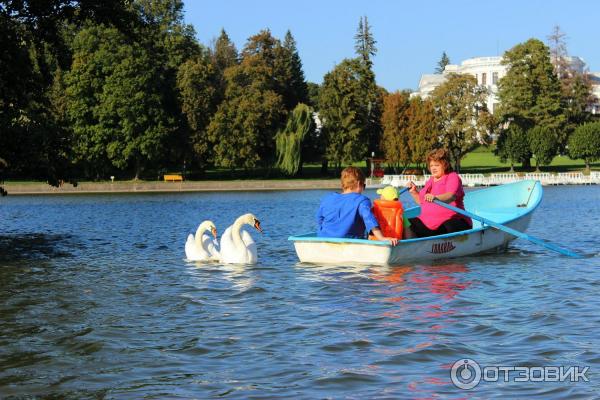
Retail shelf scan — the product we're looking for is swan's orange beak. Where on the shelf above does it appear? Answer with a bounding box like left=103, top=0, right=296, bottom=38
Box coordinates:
left=254, top=219, right=263, bottom=233
left=211, top=227, right=217, bottom=239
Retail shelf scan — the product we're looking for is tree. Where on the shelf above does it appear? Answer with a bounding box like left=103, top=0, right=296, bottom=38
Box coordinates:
left=66, top=24, right=173, bottom=179
left=406, top=97, right=438, bottom=168
left=306, top=82, right=321, bottom=108
left=132, top=0, right=202, bottom=170
left=275, top=103, right=314, bottom=176
left=431, top=73, right=490, bottom=171
left=547, top=26, right=595, bottom=146
left=435, top=51, right=450, bottom=74
left=280, top=30, right=309, bottom=109
left=212, top=28, right=239, bottom=73
left=354, top=16, right=377, bottom=65
left=381, top=91, right=411, bottom=172
left=207, top=60, right=284, bottom=170
left=496, top=38, right=565, bottom=165
left=0, top=1, right=137, bottom=189
left=528, top=126, right=558, bottom=171
left=568, top=122, right=600, bottom=172
left=177, top=54, right=219, bottom=171
left=495, top=122, right=530, bottom=171
left=319, top=58, right=370, bottom=169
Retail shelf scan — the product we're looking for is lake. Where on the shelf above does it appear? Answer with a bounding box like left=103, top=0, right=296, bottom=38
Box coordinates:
left=1, top=186, right=599, bottom=398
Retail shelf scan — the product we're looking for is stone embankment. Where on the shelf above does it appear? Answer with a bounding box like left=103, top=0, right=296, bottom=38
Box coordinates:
left=4, top=180, right=340, bottom=195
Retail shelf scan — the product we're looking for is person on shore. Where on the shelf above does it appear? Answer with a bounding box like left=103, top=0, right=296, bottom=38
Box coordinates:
left=317, top=166, right=398, bottom=245
left=406, top=148, right=472, bottom=238
left=370, top=186, right=415, bottom=240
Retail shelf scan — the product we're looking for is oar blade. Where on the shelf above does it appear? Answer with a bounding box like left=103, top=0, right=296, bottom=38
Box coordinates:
left=432, top=199, right=583, bottom=259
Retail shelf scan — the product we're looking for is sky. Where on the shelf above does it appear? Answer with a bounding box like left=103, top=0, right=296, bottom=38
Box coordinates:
left=184, top=0, right=599, bottom=92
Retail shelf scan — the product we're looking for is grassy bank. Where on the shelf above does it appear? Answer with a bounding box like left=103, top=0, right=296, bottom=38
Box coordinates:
left=3, top=147, right=599, bottom=186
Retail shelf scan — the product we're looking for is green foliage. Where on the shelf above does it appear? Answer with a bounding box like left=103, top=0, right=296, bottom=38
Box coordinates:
left=354, top=16, right=377, bottom=65
left=495, top=123, right=530, bottom=171
left=280, top=30, right=309, bottom=109
left=319, top=59, right=370, bottom=167
left=497, top=39, right=565, bottom=141
left=66, top=24, right=174, bottom=179
left=212, top=29, right=239, bottom=73
left=431, top=73, right=490, bottom=171
left=306, top=82, right=321, bottom=108
left=528, top=126, right=558, bottom=170
left=275, top=104, right=314, bottom=176
left=407, top=97, right=438, bottom=167
left=207, top=60, right=285, bottom=169
left=176, top=54, right=219, bottom=170
left=435, top=51, right=450, bottom=74
left=381, top=91, right=411, bottom=171
left=568, top=122, right=600, bottom=170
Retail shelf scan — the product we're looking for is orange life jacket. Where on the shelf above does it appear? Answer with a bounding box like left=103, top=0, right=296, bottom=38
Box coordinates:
left=369, top=199, right=404, bottom=240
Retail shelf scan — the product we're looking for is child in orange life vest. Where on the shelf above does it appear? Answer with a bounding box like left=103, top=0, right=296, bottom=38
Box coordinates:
left=369, top=186, right=415, bottom=240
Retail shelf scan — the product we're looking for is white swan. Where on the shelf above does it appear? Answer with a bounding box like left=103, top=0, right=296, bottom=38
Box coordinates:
left=219, top=213, right=263, bottom=264
left=185, top=220, right=220, bottom=261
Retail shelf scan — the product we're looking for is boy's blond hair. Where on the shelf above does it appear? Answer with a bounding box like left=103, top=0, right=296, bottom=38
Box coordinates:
left=341, top=166, right=366, bottom=191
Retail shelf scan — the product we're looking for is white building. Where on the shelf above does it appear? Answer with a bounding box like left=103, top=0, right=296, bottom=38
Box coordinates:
left=411, top=56, right=504, bottom=113
left=412, top=55, right=597, bottom=115
left=589, top=72, right=600, bottom=114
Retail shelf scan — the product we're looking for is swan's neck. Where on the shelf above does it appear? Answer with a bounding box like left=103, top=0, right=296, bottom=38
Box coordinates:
left=195, top=221, right=212, bottom=246
left=231, top=218, right=246, bottom=250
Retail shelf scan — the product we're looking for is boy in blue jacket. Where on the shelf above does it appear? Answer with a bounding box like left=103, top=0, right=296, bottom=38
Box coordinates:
left=316, top=166, right=398, bottom=246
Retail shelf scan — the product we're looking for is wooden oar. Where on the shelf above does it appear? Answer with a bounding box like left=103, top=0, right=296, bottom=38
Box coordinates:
left=432, top=199, right=583, bottom=259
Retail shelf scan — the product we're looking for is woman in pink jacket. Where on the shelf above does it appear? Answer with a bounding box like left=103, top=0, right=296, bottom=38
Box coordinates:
left=406, top=148, right=472, bottom=238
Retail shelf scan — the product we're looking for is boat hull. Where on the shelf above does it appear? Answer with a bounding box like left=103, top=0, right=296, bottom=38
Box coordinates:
left=290, top=180, right=542, bottom=265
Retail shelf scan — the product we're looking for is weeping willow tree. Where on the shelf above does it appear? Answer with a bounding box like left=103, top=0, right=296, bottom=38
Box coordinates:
left=275, top=103, right=314, bottom=176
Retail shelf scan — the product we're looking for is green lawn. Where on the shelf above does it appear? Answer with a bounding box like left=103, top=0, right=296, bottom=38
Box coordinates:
left=459, top=146, right=598, bottom=174
left=4, top=147, right=598, bottom=184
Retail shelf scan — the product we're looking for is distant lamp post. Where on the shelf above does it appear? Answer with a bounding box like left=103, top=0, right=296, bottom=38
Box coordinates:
left=110, top=176, right=115, bottom=183
left=370, top=152, right=375, bottom=177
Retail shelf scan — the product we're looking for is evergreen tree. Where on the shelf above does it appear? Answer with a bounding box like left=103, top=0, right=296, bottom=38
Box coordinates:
left=568, top=122, right=600, bottom=172
left=435, top=51, right=450, bottom=74
left=528, top=126, right=558, bottom=171
left=354, top=16, right=377, bottom=65
left=431, top=73, right=490, bottom=171
left=406, top=97, right=437, bottom=168
left=279, top=30, right=309, bottom=110
left=212, top=28, right=239, bottom=73
left=319, top=59, right=365, bottom=169
left=381, top=91, right=412, bottom=172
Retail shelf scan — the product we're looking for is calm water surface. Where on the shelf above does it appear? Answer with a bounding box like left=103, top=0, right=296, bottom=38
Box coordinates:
left=1, top=186, right=599, bottom=399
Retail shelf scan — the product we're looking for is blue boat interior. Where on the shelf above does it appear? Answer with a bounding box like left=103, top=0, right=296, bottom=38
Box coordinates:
left=289, top=180, right=543, bottom=245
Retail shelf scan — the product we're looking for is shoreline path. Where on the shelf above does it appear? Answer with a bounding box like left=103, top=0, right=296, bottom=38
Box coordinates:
left=3, top=180, right=341, bottom=195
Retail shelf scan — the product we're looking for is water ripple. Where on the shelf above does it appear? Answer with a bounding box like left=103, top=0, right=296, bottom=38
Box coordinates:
left=0, top=187, right=599, bottom=398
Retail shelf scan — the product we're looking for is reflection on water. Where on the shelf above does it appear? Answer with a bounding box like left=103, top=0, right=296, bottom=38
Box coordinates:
left=1, top=187, right=599, bottom=398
